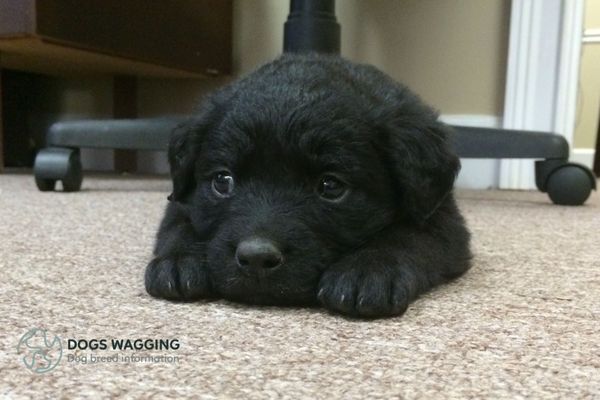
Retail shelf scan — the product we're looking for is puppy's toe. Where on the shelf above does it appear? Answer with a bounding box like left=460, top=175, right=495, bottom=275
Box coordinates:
left=318, top=270, right=358, bottom=315
left=389, top=279, right=411, bottom=315
left=145, top=258, right=178, bottom=299
left=145, top=256, right=210, bottom=300
left=176, top=256, right=211, bottom=299
left=355, top=273, right=393, bottom=317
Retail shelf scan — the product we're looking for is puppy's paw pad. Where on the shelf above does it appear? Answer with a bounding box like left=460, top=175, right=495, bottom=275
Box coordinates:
left=145, top=256, right=210, bottom=300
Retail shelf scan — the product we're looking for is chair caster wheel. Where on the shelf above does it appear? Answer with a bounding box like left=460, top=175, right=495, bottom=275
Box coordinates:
left=546, top=164, right=595, bottom=205
left=33, top=147, right=83, bottom=192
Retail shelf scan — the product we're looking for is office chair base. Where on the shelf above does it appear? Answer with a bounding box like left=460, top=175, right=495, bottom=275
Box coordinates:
left=32, top=119, right=597, bottom=207
left=33, top=147, right=83, bottom=192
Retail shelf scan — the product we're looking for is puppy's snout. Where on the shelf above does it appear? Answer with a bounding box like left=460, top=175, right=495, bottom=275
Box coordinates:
left=235, top=237, right=283, bottom=271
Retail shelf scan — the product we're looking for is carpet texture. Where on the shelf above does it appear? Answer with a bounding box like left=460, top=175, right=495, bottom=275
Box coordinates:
left=1, top=173, right=598, bottom=399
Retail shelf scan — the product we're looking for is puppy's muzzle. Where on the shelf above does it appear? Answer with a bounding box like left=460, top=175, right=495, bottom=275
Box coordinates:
left=235, top=237, right=283, bottom=273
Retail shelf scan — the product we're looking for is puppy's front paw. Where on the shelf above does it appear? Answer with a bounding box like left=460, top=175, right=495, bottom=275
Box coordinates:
left=317, top=259, right=417, bottom=318
left=145, top=255, right=211, bottom=300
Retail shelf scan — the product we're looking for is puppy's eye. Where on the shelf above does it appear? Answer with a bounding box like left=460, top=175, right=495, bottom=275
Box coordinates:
left=212, top=171, right=234, bottom=197
left=317, top=175, right=348, bottom=201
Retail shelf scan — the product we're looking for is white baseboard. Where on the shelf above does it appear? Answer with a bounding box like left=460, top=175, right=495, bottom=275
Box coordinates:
left=440, top=114, right=502, bottom=190
left=571, top=148, right=596, bottom=169
left=440, top=114, right=502, bottom=128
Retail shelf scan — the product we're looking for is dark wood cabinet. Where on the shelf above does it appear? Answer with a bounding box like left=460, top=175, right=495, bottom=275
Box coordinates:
left=0, top=0, right=232, bottom=77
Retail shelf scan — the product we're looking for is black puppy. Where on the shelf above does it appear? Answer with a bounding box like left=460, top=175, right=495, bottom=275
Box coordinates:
left=145, top=54, right=471, bottom=318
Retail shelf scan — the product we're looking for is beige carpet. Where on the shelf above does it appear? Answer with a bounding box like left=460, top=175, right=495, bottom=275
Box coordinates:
left=0, top=173, right=598, bottom=399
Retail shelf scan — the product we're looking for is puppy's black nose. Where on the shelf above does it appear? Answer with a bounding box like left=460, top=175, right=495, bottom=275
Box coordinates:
left=235, top=238, right=283, bottom=271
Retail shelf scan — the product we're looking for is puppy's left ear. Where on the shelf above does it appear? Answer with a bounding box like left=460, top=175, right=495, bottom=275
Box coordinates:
left=382, top=119, right=460, bottom=222
left=167, top=119, right=204, bottom=202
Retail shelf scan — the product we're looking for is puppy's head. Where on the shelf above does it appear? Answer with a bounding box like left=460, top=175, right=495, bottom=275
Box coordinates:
left=167, top=55, right=459, bottom=305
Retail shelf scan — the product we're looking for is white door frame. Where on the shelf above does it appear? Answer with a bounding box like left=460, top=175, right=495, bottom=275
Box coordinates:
left=500, top=0, right=584, bottom=190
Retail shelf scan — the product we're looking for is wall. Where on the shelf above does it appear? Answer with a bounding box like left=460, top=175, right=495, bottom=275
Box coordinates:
left=573, top=0, right=600, bottom=152
left=340, top=0, right=511, bottom=115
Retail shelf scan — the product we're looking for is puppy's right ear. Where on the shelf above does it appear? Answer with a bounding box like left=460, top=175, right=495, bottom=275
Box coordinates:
left=167, top=120, right=203, bottom=202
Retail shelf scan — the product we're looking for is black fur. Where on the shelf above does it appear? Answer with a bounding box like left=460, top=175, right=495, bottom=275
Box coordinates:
left=145, top=54, right=471, bottom=318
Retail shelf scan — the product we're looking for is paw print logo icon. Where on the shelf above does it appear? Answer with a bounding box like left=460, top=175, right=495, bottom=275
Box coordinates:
left=17, top=328, right=63, bottom=373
